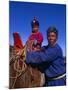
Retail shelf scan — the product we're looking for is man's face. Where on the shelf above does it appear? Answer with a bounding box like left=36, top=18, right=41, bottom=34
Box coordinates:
left=47, top=32, right=57, bottom=46
left=32, top=25, right=39, bottom=33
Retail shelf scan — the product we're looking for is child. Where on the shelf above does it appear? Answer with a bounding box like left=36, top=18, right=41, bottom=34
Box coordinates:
left=27, top=17, right=43, bottom=51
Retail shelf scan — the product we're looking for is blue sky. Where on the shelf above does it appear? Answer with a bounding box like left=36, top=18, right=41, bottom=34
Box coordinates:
left=9, top=1, right=66, bottom=56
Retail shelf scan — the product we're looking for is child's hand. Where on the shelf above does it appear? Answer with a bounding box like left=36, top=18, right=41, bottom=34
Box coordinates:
left=26, top=40, right=34, bottom=52
left=32, top=47, right=40, bottom=52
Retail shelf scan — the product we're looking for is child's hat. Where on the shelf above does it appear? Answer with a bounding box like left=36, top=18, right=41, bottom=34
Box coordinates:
left=31, top=17, right=39, bottom=27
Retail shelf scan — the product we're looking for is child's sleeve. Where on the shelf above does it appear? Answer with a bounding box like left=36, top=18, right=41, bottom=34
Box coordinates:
left=37, top=33, right=43, bottom=44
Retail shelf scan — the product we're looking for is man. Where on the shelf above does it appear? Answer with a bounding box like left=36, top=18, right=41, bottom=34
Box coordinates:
left=26, top=26, right=66, bottom=86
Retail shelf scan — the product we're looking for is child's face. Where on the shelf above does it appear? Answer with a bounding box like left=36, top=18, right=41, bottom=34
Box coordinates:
left=47, top=32, right=57, bottom=46
left=32, top=25, right=39, bottom=33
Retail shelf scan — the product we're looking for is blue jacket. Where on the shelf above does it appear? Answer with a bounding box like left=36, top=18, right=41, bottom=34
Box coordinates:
left=26, top=44, right=65, bottom=78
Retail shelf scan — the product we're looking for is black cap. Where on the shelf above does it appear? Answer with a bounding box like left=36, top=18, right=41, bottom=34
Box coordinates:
left=31, top=17, right=39, bottom=27
left=47, top=26, right=58, bottom=37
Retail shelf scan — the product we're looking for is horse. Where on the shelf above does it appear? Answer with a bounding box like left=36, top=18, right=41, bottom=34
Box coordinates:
left=9, top=45, right=45, bottom=89
left=9, top=32, right=45, bottom=89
